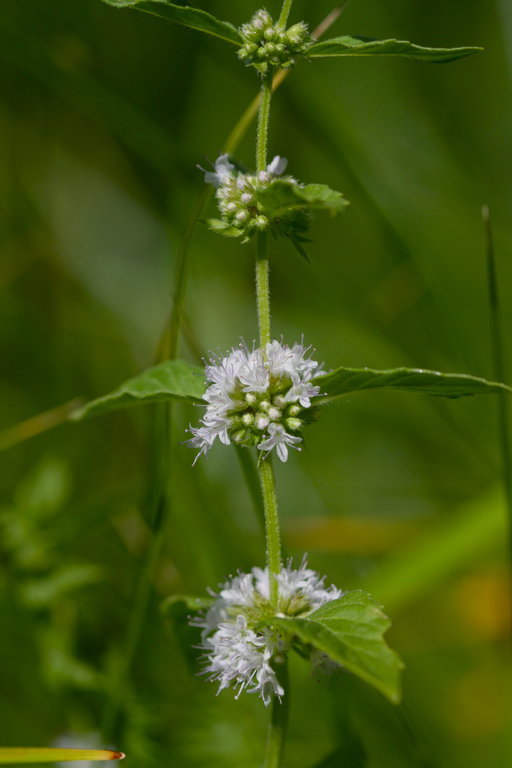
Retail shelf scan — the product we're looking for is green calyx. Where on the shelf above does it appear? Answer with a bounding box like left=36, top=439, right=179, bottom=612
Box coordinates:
left=225, top=379, right=316, bottom=450
left=226, top=585, right=319, bottom=627
left=208, top=162, right=348, bottom=254
left=238, top=9, right=312, bottom=73
left=209, top=170, right=309, bottom=243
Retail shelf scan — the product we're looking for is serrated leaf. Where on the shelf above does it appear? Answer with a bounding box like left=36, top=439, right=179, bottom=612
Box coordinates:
left=207, top=218, right=244, bottom=237
left=0, top=749, right=124, bottom=764
left=316, top=366, right=512, bottom=402
left=307, top=35, right=482, bottom=63
left=256, top=179, right=348, bottom=219
left=268, top=591, right=403, bottom=704
left=70, top=360, right=205, bottom=420
left=102, top=1, right=242, bottom=46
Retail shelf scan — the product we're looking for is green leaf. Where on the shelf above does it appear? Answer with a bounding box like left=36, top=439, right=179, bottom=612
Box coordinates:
left=0, top=749, right=124, bottom=764
left=256, top=179, right=349, bottom=219
left=268, top=591, right=403, bottom=704
left=316, top=366, right=512, bottom=402
left=70, top=360, right=205, bottom=420
left=102, top=1, right=242, bottom=46
left=307, top=35, right=482, bottom=63
left=207, top=218, right=244, bottom=238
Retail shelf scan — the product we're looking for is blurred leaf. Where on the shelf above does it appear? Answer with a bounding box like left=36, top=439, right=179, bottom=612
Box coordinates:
left=14, top=456, right=72, bottom=520
left=316, top=366, right=512, bottom=402
left=307, top=35, right=482, bottom=62
left=267, top=591, right=403, bottom=704
left=361, top=488, right=507, bottom=613
left=102, top=1, right=242, bottom=45
left=256, top=180, right=349, bottom=218
left=0, top=749, right=124, bottom=764
left=40, top=626, right=105, bottom=691
left=71, top=360, right=205, bottom=420
left=19, top=564, right=103, bottom=608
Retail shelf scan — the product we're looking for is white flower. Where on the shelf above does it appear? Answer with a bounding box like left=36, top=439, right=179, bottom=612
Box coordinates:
left=202, top=153, right=295, bottom=239
left=194, top=561, right=343, bottom=705
left=202, top=615, right=283, bottom=706
left=267, top=155, right=288, bottom=175
left=187, top=340, right=324, bottom=463
left=285, top=376, right=322, bottom=408
left=257, top=422, right=301, bottom=462
left=203, top=154, right=287, bottom=190
left=203, top=154, right=236, bottom=187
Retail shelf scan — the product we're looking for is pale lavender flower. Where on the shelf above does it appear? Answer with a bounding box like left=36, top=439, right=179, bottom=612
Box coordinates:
left=257, top=422, right=302, bottom=462
left=195, top=561, right=343, bottom=705
left=187, top=340, right=324, bottom=463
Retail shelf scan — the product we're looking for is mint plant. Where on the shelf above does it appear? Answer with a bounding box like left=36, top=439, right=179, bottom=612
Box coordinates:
left=62, top=0, right=505, bottom=764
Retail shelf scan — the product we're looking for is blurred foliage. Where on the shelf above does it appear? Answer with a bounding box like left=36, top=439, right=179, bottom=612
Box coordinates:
left=1, top=1, right=511, bottom=767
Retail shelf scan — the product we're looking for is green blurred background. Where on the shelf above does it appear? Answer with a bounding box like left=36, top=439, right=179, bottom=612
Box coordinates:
left=1, top=0, right=511, bottom=766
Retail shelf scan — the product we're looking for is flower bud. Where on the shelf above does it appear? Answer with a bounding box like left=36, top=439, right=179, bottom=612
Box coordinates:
left=254, top=215, right=269, bottom=230
left=255, top=414, right=270, bottom=430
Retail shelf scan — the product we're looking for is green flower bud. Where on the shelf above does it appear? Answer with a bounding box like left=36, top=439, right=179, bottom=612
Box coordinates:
left=254, top=215, right=269, bottom=230
left=232, top=429, right=248, bottom=444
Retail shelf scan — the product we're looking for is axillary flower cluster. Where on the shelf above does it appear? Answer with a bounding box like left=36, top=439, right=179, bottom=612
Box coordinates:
left=204, top=153, right=308, bottom=242
left=238, top=9, right=313, bottom=72
left=188, top=340, right=324, bottom=463
left=196, top=561, right=342, bottom=705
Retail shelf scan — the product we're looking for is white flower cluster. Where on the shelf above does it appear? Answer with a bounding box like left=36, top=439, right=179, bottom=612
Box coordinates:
left=238, top=9, right=312, bottom=71
left=204, top=153, right=291, bottom=238
left=195, top=561, right=343, bottom=705
left=188, top=340, right=324, bottom=463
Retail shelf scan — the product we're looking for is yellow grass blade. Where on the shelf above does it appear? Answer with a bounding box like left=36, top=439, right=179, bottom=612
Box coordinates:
left=0, top=749, right=124, bottom=764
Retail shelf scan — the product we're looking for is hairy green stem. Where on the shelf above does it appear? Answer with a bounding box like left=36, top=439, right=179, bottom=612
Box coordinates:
left=256, top=72, right=273, bottom=172
left=259, top=457, right=282, bottom=607
left=256, top=234, right=272, bottom=347
left=255, top=232, right=282, bottom=606
left=278, top=0, right=294, bottom=28
left=263, top=661, right=289, bottom=768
